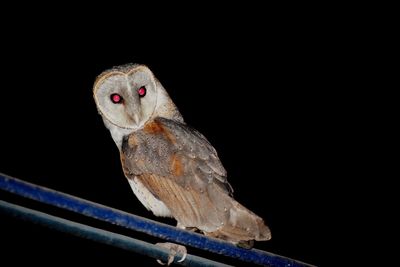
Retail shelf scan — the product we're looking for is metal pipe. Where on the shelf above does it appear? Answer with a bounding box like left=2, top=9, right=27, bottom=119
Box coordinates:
left=0, top=200, right=232, bottom=267
left=0, top=172, right=315, bottom=267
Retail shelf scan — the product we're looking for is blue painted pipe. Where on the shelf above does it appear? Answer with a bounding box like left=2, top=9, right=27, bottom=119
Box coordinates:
left=0, top=172, right=315, bottom=267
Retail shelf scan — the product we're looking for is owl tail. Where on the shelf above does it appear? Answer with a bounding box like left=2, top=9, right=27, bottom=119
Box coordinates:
left=205, top=197, right=271, bottom=243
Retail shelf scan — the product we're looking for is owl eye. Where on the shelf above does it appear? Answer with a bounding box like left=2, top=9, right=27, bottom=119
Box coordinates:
left=138, top=86, right=146, bottom=97
left=110, top=93, right=123, bottom=104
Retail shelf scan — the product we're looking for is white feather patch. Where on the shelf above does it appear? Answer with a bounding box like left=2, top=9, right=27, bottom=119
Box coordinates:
left=128, top=177, right=172, bottom=218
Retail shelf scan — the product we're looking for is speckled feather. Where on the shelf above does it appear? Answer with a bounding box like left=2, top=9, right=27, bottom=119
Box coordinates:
left=120, top=117, right=270, bottom=242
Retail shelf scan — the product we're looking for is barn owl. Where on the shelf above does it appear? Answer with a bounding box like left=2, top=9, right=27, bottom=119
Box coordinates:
left=93, top=64, right=271, bottom=248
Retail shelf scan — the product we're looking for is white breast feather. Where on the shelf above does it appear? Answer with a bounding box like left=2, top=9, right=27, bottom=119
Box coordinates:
left=128, top=177, right=172, bottom=217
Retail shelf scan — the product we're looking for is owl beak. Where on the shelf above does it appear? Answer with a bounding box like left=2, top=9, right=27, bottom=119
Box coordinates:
left=133, top=113, right=140, bottom=125
left=124, top=94, right=142, bottom=127
left=123, top=104, right=140, bottom=127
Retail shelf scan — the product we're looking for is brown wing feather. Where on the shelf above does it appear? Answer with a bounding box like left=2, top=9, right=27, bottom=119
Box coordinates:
left=121, top=117, right=270, bottom=242
left=136, top=174, right=220, bottom=231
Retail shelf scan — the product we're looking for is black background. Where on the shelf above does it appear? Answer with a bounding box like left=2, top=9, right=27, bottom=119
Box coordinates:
left=0, top=9, right=355, bottom=267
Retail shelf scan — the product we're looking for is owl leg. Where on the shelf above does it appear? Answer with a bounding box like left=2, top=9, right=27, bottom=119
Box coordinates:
left=176, top=222, right=186, bottom=229
left=177, top=222, right=198, bottom=232
left=155, top=242, right=187, bottom=266
left=237, top=240, right=255, bottom=249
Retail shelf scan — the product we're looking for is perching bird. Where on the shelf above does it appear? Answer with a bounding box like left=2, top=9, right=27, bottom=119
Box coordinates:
left=93, top=64, right=271, bottom=247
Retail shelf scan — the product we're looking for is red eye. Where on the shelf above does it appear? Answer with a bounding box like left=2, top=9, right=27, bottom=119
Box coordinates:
left=110, top=93, right=123, bottom=104
left=138, top=86, right=146, bottom=97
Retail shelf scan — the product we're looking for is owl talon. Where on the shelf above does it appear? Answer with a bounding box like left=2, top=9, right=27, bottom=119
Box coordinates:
left=177, top=251, right=187, bottom=262
left=237, top=239, right=255, bottom=249
left=156, top=257, right=173, bottom=266
left=155, top=242, right=187, bottom=266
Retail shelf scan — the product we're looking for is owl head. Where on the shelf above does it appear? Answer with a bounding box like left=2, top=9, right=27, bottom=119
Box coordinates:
left=93, top=64, right=182, bottom=131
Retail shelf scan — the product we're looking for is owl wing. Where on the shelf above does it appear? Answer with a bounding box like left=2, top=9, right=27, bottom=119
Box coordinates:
left=121, top=117, right=235, bottom=230
left=121, top=117, right=270, bottom=241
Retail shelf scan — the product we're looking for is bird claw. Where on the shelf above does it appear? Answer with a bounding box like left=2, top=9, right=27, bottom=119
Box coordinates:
left=156, top=242, right=187, bottom=265
left=237, top=239, right=254, bottom=249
